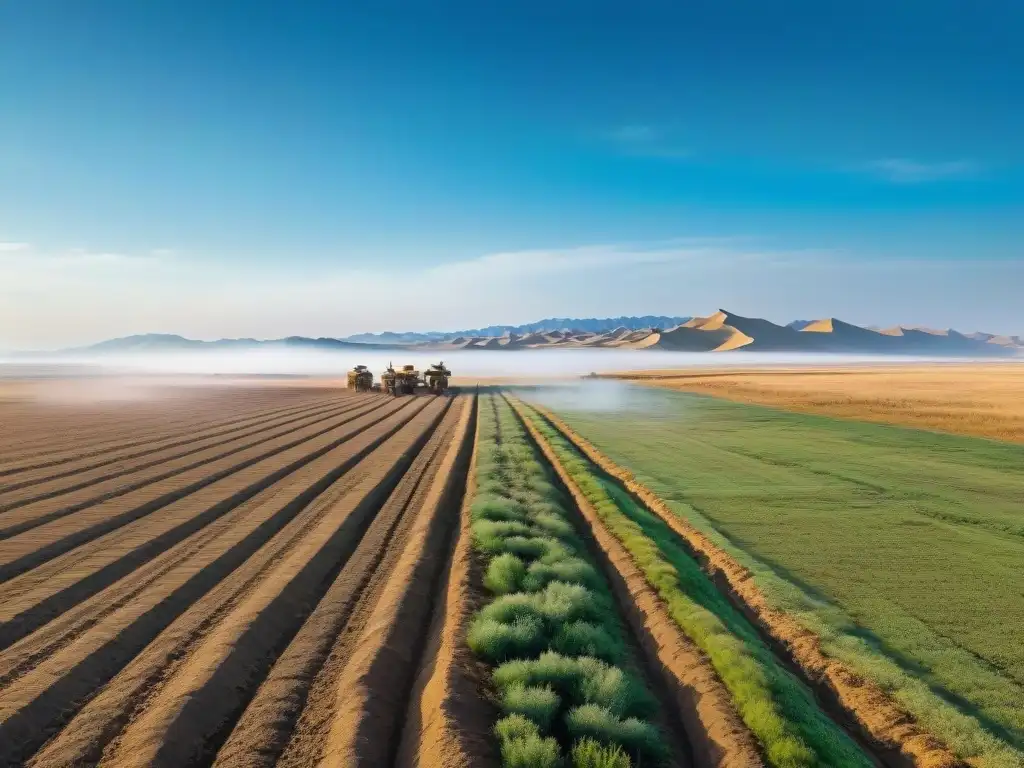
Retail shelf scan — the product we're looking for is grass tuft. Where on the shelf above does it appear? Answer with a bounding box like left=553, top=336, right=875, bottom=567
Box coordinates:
left=495, top=714, right=562, bottom=768
left=571, top=737, right=632, bottom=768
left=565, top=704, right=667, bottom=764
left=485, top=553, right=528, bottom=595
left=501, top=683, right=562, bottom=730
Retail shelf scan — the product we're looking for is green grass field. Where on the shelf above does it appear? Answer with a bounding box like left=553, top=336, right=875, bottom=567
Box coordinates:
left=525, top=383, right=1024, bottom=767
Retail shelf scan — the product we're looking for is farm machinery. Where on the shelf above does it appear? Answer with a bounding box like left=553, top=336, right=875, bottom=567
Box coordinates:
left=380, top=364, right=398, bottom=395
left=378, top=361, right=453, bottom=395
left=380, top=363, right=419, bottom=395
left=346, top=365, right=374, bottom=392
left=424, top=361, right=451, bottom=393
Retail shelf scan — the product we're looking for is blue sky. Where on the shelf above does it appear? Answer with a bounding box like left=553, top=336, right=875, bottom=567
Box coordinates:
left=1, top=1, right=1022, bottom=348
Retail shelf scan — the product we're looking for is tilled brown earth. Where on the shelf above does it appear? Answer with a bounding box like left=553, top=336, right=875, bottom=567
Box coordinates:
left=0, top=383, right=477, bottom=767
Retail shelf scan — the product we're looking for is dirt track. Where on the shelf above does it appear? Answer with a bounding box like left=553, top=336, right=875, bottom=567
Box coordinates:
left=0, top=383, right=477, bottom=767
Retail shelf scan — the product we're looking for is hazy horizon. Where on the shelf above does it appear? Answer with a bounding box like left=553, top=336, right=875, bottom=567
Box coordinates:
left=3, top=348, right=1021, bottom=382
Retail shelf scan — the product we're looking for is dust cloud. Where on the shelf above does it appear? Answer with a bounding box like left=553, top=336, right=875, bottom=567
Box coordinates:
left=515, top=379, right=672, bottom=415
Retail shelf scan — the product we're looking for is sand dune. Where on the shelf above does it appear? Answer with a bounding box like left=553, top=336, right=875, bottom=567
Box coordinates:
left=367, top=311, right=1022, bottom=357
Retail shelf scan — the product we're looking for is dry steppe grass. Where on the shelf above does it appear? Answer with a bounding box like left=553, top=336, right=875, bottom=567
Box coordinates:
left=616, top=363, right=1024, bottom=442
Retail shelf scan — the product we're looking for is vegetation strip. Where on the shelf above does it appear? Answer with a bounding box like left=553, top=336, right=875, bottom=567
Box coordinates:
left=464, top=393, right=675, bottom=768
left=523, top=398, right=968, bottom=768
left=510, top=394, right=877, bottom=768
left=506, top=395, right=763, bottom=768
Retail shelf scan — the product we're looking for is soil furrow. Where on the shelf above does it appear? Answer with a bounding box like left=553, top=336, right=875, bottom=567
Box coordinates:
left=0, top=399, right=366, bottom=536
left=0, top=391, right=301, bottom=462
left=0, top=397, right=396, bottom=582
left=280, top=395, right=475, bottom=767
left=0, top=398, right=438, bottom=766
left=214, top=395, right=469, bottom=768
left=0, top=396, right=357, bottom=503
left=0, top=388, right=324, bottom=471
left=0, top=390, right=336, bottom=481
left=0, top=398, right=411, bottom=649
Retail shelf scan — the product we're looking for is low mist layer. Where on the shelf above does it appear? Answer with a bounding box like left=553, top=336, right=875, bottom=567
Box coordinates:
left=3, top=347, right=1014, bottom=381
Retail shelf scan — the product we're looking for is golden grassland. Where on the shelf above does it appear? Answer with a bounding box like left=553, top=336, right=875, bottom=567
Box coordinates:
left=612, top=363, right=1024, bottom=443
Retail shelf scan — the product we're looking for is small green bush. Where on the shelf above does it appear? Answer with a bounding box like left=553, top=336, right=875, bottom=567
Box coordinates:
left=501, top=683, right=562, bottom=730
left=574, top=656, right=656, bottom=718
left=479, top=592, right=544, bottom=624
left=472, top=519, right=534, bottom=551
left=503, top=535, right=571, bottom=561
left=485, top=553, right=528, bottom=594
left=553, top=621, right=621, bottom=664
left=565, top=705, right=667, bottom=763
left=472, top=494, right=530, bottom=523
left=495, top=712, right=538, bottom=742
left=524, top=558, right=603, bottom=592
left=469, top=615, right=546, bottom=663
left=571, top=738, right=632, bottom=768
left=530, top=512, right=576, bottom=541
left=535, top=580, right=604, bottom=624
left=495, top=715, right=562, bottom=768
left=494, top=652, right=585, bottom=701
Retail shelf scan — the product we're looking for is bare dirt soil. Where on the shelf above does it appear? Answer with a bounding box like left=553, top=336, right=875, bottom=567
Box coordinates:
left=0, top=379, right=476, bottom=767
left=612, top=363, right=1024, bottom=443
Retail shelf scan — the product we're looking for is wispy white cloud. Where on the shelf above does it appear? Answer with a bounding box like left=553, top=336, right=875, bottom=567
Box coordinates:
left=0, top=239, right=818, bottom=348
left=605, top=124, right=690, bottom=160
left=1, top=238, right=1019, bottom=351
left=0, top=242, right=30, bottom=252
left=861, top=158, right=979, bottom=183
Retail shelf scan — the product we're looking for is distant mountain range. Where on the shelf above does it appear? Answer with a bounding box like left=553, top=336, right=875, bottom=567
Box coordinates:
left=338, top=316, right=691, bottom=344
left=422, top=310, right=1022, bottom=355
left=21, top=312, right=1023, bottom=357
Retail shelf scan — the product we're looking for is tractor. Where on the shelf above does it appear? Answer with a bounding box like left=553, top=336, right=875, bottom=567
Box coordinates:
left=424, top=361, right=452, bottom=394
left=346, top=365, right=374, bottom=392
left=380, top=363, right=398, bottom=395
left=396, top=364, right=420, bottom=395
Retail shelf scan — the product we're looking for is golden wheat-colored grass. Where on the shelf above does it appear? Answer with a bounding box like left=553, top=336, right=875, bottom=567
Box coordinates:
left=614, top=363, right=1024, bottom=443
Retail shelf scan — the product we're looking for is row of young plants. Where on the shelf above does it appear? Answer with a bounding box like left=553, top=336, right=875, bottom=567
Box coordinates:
left=466, top=393, right=670, bottom=768
left=510, top=395, right=874, bottom=768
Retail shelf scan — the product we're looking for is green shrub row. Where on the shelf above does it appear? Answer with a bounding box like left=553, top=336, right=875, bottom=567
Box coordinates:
left=467, top=394, right=669, bottom=768
left=513, top=396, right=874, bottom=768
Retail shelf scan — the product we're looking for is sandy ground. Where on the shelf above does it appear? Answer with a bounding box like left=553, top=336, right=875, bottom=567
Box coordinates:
left=610, top=362, right=1024, bottom=443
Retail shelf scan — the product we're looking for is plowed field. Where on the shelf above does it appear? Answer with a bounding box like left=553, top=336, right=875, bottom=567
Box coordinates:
left=0, top=383, right=476, bottom=767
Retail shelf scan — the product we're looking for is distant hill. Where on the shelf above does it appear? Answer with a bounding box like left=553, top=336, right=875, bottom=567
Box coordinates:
left=20, top=311, right=1022, bottom=358
left=340, top=316, right=691, bottom=343
left=52, top=333, right=394, bottom=355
